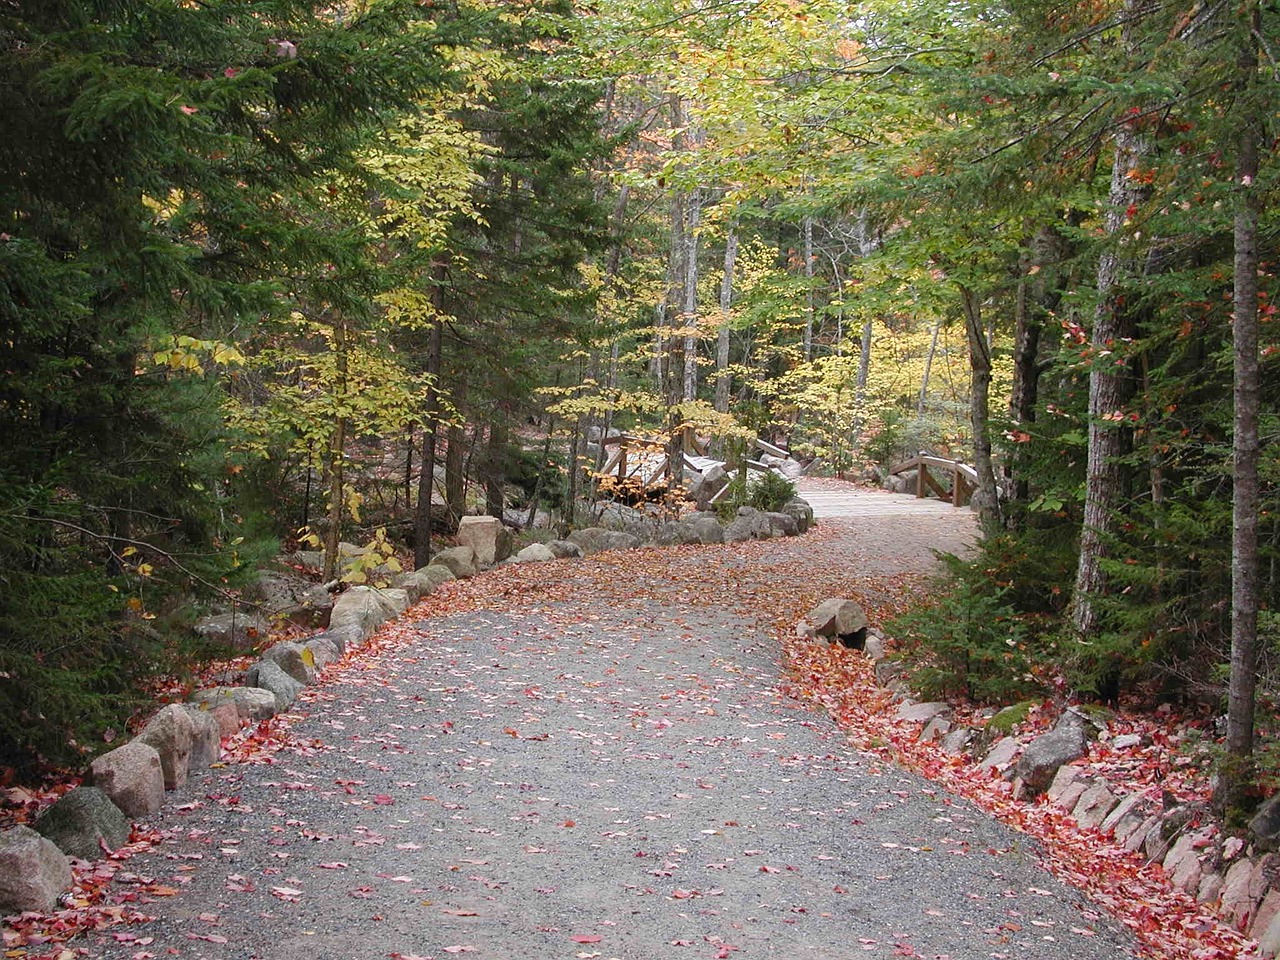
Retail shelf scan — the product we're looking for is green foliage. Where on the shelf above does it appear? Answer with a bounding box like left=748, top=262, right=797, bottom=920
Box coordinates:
left=714, top=471, right=796, bottom=519
left=887, top=552, right=1053, bottom=704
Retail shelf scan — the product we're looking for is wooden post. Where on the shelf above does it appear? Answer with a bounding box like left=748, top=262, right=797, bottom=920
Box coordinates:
left=916, top=454, right=925, bottom=499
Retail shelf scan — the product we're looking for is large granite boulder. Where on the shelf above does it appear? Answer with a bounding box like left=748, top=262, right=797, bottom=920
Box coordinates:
left=328, top=586, right=408, bottom=640
left=567, top=528, right=642, bottom=555
left=0, top=826, right=72, bottom=913
left=1013, top=711, right=1091, bottom=796
left=806, top=598, right=869, bottom=648
left=180, top=704, right=223, bottom=769
left=430, top=546, right=478, bottom=579
left=393, top=564, right=455, bottom=602
left=261, top=640, right=317, bottom=685
left=685, top=513, right=725, bottom=544
left=655, top=521, right=702, bottom=546
left=304, top=635, right=342, bottom=670
left=35, top=787, right=131, bottom=861
left=546, top=540, right=585, bottom=559
left=246, top=571, right=334, bottom=627
left=723, top=507, right=772, bottom=543
left=764, top=512, right=799, bottom=537
left=246, top=659, right=304, bottom=711
left=512, top=543, right=556, bottom=563
left=135, top=704, right=195, bottom=790
left=88, top=741, right=165, bottom=818
left=193, top=610, right=270, bottom=651
left=191, top=686, right=277, bottom=722
left=781, top=498, right=815, bottom=534
left=457, top=516, right=513, bottom=566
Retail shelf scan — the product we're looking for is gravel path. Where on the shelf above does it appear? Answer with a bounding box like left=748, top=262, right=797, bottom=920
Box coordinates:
left=80, top=495, right=1141, bottom=960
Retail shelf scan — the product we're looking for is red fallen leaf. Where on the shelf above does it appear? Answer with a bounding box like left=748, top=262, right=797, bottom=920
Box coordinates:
left=186, top=933, right=229, bottom=944
left=442, top=909, right=479, bottom=916
left=570, top=935, right=603, bottom=943
left=759, top=865, right=779, bottom=873
left=442, top=947, right=476, bottom=954
left=318, top=862, right=348, bottom=870
left=271, top=885, right=303, bottom=899
left=372, top=794, right=395, bottom=805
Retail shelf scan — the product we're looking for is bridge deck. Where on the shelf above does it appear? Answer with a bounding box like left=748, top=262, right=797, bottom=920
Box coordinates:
left=796, top=479, right=979, bottom=521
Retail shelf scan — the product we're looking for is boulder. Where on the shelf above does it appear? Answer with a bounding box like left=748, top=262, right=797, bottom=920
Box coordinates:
left=304, top=636, right=342, bottom=670
left=311, top=624, right=361, bottom=656
left=1072, top=782, right=1119, bottom=831
left=781, top=498, right=814, bottom=534
left=654, top=521, right=701, bottom=547
left=246, top=571, right=334, bottom=627
left=978, top=736, right=1022, bottom=775
left=1013, top=712, right=1091, bottom=796
left=921, top=717, right=952, bottom=742
left=896, top=702, right=952, bottom=725
left=35, top=787, right=131, bottom=861
left=430, top=545, right=479, bottom=579
left=764, top=512, right=799, bottom=537
left=180, top=704, right=223, bottom=769
left=135, top=704, right=195, bottom=790
left=246, top=659, right=304, bottom=711
left=939, top=727, right=974, bottom=754
left=456, top=516, right=513, bottom=566
left=262, top=640, right=317, bottom=685
left=88, top=741, right=165, bottom=818
left=546, top=539, right=585, bottom=559
left=1251, top=793, right=1280, bottom=849
left=685, top=514, right=725, bottom=545
left=723, top=507, right=773, bottom=543
left=193, top=610, right=270, bottom=651
left=806, top=598, right=869, bottom=649
left=393, top=564, right=455, bottom=602
left=1046, top=766, right=1089, bottom=811
left=1164, top=828, right=1212, bottom=894
left=1100, top=791, right=1155, bottom=840
left=513, top=543, right=557, bottom=563
left=1221, top=855, right=1271, bottom=929
left=0, top=826, right=71, bottom=913
left=863, top=635, right=887, bottom=661
left=329, top=585, right=408, bottom=640
left=567, top=528, right=642, bottom=555
left=191, top=686, right=277, bottom=722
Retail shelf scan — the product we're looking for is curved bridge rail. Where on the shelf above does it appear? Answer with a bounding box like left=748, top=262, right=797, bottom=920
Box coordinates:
left=888, top=452, right=979, bottom=507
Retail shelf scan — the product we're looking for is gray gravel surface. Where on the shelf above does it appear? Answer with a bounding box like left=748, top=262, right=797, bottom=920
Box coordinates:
left=80, top=512, right=1140, bottom=960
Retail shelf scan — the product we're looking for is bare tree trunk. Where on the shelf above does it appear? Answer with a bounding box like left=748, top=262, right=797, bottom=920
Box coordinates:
left=413, top=263, right=447, bottom=569
left=681, top=183, right=702, bottom=403
left=714, top=224, right=738, bottom=414
left=322, top=314, right=349, bottom=582
left=918, top=317, right=941, bottom=418
left=1071, top=106, right=1149, bottom=637
left=1219, top=0, right=1263, bottom=811
left=802, top=215, right=815, bottom=361
left=960, top=287, right=1000, bottom=531
left=445, top=421, right=466, bottom=529
left=485, top=417, right=508, bottom=518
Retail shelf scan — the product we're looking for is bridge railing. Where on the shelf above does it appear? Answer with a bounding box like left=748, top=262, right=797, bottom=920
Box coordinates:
left=887, top=452, right=978, bottom=507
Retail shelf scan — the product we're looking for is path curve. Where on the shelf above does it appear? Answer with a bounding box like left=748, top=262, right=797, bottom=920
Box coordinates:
left=76, top=495, right=1138, bottom=960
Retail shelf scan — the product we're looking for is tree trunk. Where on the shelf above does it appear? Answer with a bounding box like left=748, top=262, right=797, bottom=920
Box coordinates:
left=444, top=379, right=467, bottom=529
left=681, top=183, right=702, bottom=403
left=1071, top=107, right=1149, bottom=637
left=960, top=287, right=1000, bottom=531
left=918, top=317, right=941, bottom=418
left=802, top=215, right=815, bottom=361
left=1219, top=0, right=1263, bottom=812
left=413, top=264, right=447, bottom=570
left=322, top=314, right=349, bottom=582
left=485, top=416, right=508, bottom=518
left=715, top=224, right=738, bottom=414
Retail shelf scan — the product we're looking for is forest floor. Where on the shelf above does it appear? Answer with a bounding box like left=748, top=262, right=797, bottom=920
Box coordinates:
left=0, top=479, right=1260, bottom=960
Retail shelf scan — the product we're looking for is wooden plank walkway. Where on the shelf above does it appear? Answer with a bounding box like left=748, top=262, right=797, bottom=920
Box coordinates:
left=796, top=478, right=980, bottom=521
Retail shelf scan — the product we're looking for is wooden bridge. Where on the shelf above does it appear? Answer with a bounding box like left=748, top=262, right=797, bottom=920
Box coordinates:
left=596, top=432, right=797, bottom=502
left=886, top=453, right=979, bottom=508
